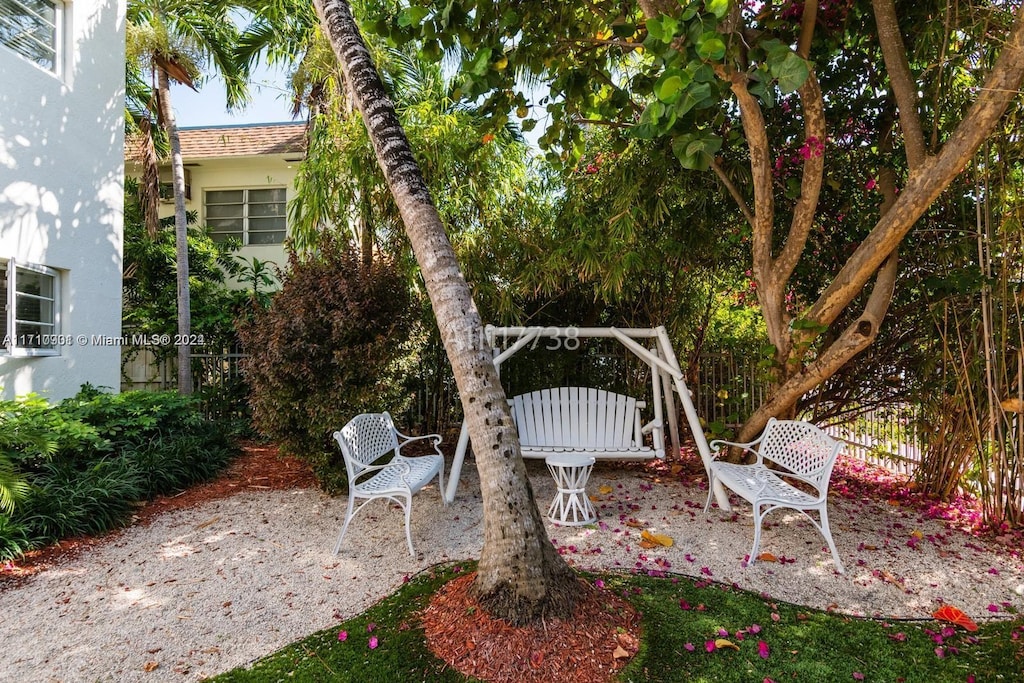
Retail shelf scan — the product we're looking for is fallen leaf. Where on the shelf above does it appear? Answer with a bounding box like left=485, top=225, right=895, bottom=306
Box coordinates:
left=933, top=605, right=979, bottom=632
left=757, top=552, right=778, bottom=562
left=616, top=632, right=639, bottom=651
left=613, top=645, right=630, bottom=660
left=640, top=530, right=674, bottom=547
left=193, top=516, right=220, bottom=530
left=624, top=519, right=645, bottom=528
left=143, top=661, right=159, bottom=672
left=670, top=464, right=683, bottom=475
left=911, top=529, right=924, bottom=540
left=714, top=638, right=740, bottom=651
left=599, top=485, right=614, bottom=495
left=861, top=544, right=878, bottom=551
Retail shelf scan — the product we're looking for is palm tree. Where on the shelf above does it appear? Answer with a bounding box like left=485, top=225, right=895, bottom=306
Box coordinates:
left=126, top=0, right=247, bottom=394
left=313, top=0, right=582, bottom=625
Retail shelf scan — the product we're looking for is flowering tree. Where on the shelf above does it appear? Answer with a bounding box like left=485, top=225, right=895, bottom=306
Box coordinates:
left=383, top=0, right=1024, bottom=441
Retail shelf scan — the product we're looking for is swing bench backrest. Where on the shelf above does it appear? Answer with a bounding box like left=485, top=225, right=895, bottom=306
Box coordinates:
left=509, top=387, right=662, bottom=460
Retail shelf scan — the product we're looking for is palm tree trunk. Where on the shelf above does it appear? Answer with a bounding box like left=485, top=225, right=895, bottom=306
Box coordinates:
left=314, top=0, right=580, bottom=625
left=156, top=69, right=193, bottom=395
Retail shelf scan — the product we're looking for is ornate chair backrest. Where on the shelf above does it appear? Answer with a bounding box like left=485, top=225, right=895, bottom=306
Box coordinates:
left=333, top=412, right=401, bottom=482
left=759, top=418, right=842, bottom=491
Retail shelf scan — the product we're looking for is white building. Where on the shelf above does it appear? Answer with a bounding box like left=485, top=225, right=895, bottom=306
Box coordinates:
left=0, top=0, right=126, bottom=401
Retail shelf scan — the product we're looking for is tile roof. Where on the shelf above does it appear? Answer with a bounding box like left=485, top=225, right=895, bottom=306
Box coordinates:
left=176, top=123, right=307, bottom=159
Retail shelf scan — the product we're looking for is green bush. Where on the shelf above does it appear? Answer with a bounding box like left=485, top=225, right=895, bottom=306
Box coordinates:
left=237, top=237, right=415, bottom=492
left=0, top=387, right=239, bottom=561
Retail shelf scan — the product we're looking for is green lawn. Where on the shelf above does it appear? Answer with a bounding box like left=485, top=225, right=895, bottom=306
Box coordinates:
left=211, top=564, right=1023, bottom=683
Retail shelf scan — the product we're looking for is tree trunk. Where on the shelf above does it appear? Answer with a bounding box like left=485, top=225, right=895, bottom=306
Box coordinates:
left=156, top=69, right=193, bottom=395
left=313, top=0, right=580, bottom=625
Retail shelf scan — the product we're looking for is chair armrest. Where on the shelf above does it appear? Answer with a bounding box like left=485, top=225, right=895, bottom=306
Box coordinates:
left=396, top=431, right=443, bottom=455
left=641, top=419, right=663, bottom=435
left=708, top=438, right=762, bottom=463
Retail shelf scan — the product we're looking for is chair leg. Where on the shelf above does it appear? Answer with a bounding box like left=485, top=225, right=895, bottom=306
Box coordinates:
left=437, top=461, right=447, bottom=507
left=703, top=472, right=716, bottom=513
left=818, top=506, right=845, bottom=573
left=747, top=503, right=765, bottom=568
left=333, top=494, right=357, bottom=556
left=402, top=492, right=415, bottom=556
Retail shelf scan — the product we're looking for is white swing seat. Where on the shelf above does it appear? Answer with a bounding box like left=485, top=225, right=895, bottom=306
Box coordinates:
left=509, top=387, right=663, bottom=460
left=706, top=418, right=845, bottom=573
left=331, top=412, right=445, bottom=557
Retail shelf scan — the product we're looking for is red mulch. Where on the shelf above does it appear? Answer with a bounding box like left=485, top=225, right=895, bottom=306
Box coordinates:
left=422, top=572, right=642, bottom=683
left=0, top=440, right=315, bottom=584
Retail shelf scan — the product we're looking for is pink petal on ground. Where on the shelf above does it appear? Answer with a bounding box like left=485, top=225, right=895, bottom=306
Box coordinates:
left=684, top=643, right=695, bottom=652
left=987, top=604, right=1000, bottom=613
left=369, top=636, right=379, bottom=649
left=758, top=640, right=770, bottom=659
left=705, top=640, right=716, bottom=652
left=338, top=631, right=347, bottom=642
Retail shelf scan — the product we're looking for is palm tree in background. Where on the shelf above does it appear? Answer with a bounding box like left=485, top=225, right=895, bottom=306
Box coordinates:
left=126, top=0, right=248, bottom=394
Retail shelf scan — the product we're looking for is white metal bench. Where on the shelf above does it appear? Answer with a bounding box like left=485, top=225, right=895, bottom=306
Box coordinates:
left=509, top=387, right=663, bottom=459
left=331, top=412, right=445, bottom=557
left=706, top=417, right=845, bottom=573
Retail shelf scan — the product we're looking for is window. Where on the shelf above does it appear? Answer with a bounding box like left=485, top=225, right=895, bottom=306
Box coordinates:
left=205, top=188, right=287, bottom=245
left=2, top=259, right=61, bottom=356
left=0, top=0, right=61, bottom=73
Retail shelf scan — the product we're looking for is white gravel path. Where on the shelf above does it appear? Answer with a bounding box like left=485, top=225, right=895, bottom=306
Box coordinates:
left=2, top=459, right=1022, bottom=682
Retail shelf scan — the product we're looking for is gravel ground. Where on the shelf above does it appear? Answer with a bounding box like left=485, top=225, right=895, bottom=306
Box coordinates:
left=2, top=459, right=1022, bottom=682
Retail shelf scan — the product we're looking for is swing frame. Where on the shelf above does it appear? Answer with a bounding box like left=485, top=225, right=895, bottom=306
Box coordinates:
left=443, top=325, right=719, bottom=503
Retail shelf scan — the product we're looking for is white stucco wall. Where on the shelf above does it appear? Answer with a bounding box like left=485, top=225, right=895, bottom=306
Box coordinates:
left=0, top=0, right=126, bottom=401
left=158, top=156, right=296, bottom=288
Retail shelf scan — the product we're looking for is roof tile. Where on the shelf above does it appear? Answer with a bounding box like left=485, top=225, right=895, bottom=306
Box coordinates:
left=177, top=123, right=306, bottom=158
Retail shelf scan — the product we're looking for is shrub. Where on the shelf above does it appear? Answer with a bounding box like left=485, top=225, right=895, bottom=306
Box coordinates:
left=0, top=387, right=238, bottom=561
left=238, top=237, right=415, bottom=492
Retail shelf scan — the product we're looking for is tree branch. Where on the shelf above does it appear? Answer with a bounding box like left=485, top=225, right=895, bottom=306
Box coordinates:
left=711, top=158, right=754, bottom=227
left=773, top=72, right=825, bottom=287
left=806, top=4, right=1024, bottom=328
left=872, top=0, right=928, bottom=167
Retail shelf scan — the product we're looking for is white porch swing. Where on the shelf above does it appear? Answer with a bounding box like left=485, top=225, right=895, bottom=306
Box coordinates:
left=443, top=324, right=847, bottom=572
left=444, top=325, right=713, bottom=503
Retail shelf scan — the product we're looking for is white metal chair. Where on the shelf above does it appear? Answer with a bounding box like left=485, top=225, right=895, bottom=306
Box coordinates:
left=331, top=412, right=444, bottom=557
left=707, top=418, right=845, bottom=572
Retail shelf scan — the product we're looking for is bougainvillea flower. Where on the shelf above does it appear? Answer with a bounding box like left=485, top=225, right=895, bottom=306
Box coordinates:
left=933, top=605, right=979, bottom=632
left=337, top=630, right=347, bottom=642
left=368, top=636, right=379, bottom=649
left=758, top=640, right=770, bottom=659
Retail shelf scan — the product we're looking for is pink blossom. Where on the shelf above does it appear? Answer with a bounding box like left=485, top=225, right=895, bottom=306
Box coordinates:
left=987, top=604, right=1000, bottom=613
left=369, top=636, right=379, bottom=649
left=594, top=579, right=605, bottom=589
left=684, top=642, right=695, bottom=652
left=705, top=640, right=716, bottom=652
left=758, top=640, right=770, bottom=659
left=749, top=624, right=762, bottom=634
left=865, top=178, right=877, bottom=191
left=338, top=630, right=348, bottom=642
left=853, top=673, right=865, bottom=681
left=367, top=623, right=376, bottom=632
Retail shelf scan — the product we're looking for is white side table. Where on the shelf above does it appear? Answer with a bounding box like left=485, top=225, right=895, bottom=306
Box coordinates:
left=545, top=454, right=597, bottom=526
